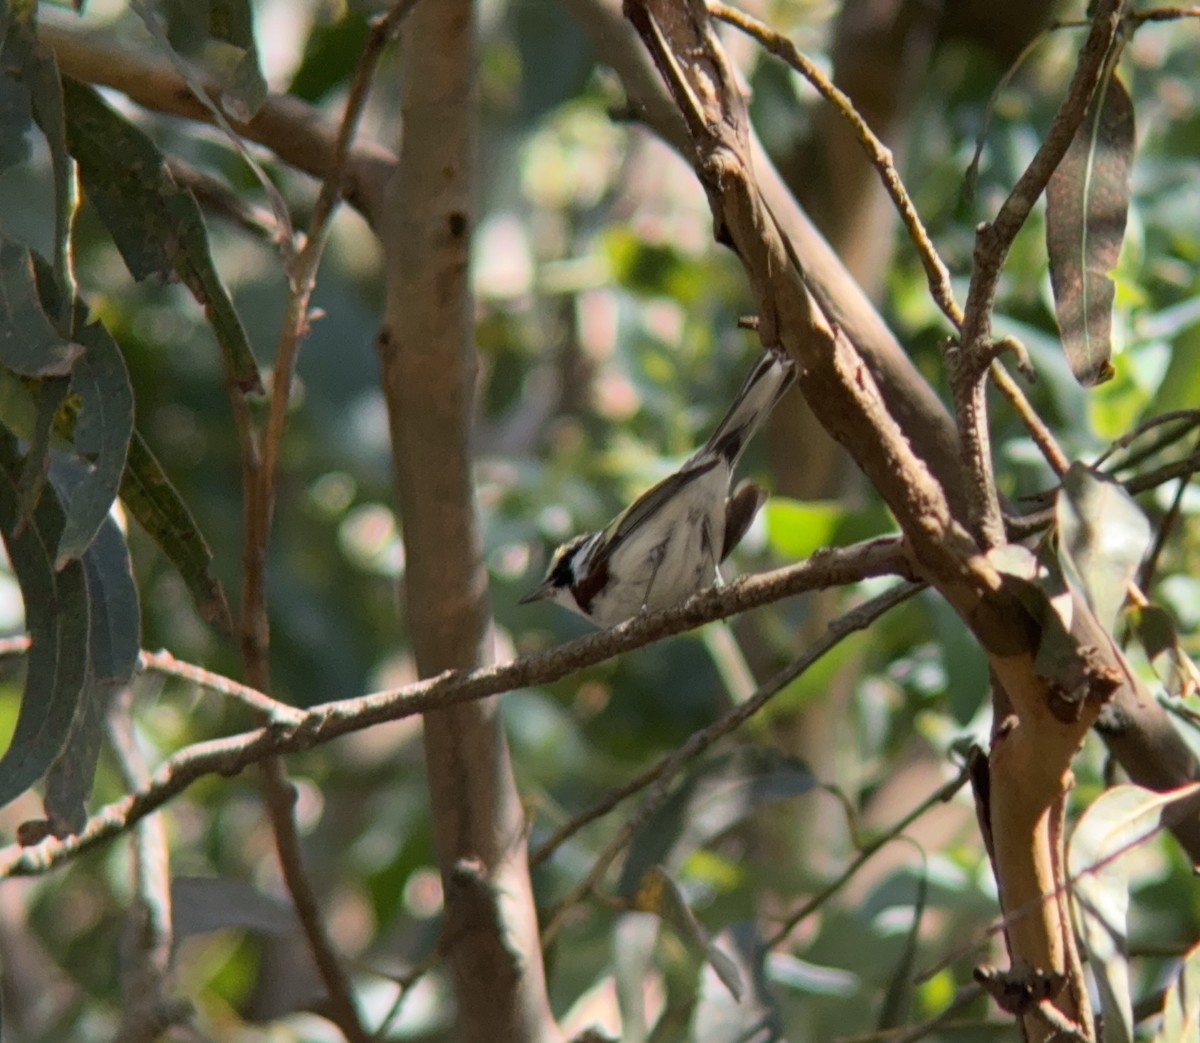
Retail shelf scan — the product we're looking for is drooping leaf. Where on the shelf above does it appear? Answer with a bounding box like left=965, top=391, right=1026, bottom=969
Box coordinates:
left=1154, top=941, right=1200, bottom=1043
left=26, top=42, right=77, bottom=317
left=171, top=876, right=300, bottom=938
left=43, top=498, right=139, bottom=835
left=0, top=239, right=82, bottom=377
left=1128, top=602, right=1200, bottom=699
left=614, top=913, right=660, bottom=1043
left=0, top=431, right=90, bottom=808
left=207, top=0, right=267, bottom=120
left=1056, top=462, right=1151, bottom=633
left=62, top=79, right=262, bottom=392
left=1068, top=783, right=1200, bottom=1043
left=54, top=319, right=135, bottom=567
left=156, top=0, right=266, bottom=121
left=16, top=375, right=69, bottom=524
left=120, top=429, right=232, bottom=633
left=877, top=871, right=928, bottom=1031
left=1045, top=71, right=1135, bottom=387
left=633, top=865, right=742, bottom=1001
left=0, top=62, right=32, bottom=173
left=620, top=747, right=816, bottom=896
left=690, top=923, right=782, bottom=1043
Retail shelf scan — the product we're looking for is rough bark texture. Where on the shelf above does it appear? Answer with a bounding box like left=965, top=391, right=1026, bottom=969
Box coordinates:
left=375, top=3, right=560, bottom=1040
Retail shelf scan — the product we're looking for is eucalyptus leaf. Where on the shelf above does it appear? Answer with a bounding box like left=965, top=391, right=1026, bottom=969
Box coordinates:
left=633, top=865, right=742, bottom=1001
left=0, top=431, right=90, bottom=808
left=120, top=429, right=232, bottom=633
left=1154, top=940, right=1200, bottom=1043
left=1069, top=783, right=1200, bottom=1043
left=1045, top=71, right=1135, bottom=387
left=54, top=320, right=135, bottom=567
left=62, top=79, right=262, bottom=393
left=1056, top=462, right=1151, bottom=633
left=620, top=747, right=815, bottom=896
left=0, top=239, right=82, bottom=377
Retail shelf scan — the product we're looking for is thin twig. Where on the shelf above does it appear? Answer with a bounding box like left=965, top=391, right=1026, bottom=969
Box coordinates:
left=1094, top=409, right=1200, bottom=470
left=989, top=361, right=1070, bottom=478
left=261, top=758, right=369, bottom=1043
left=0, top=540, right=911, bottom=878
left=139, top=648, right=304, bottom=725
left=1138, top=432, right=1200, bottom=589
left=708, top=0, right=962, bottom=331
left=831, top=986, right=986, bottom=1043
left=765, top=761, right=972, bottom=948
left=538, top=581, right=923, bottom=943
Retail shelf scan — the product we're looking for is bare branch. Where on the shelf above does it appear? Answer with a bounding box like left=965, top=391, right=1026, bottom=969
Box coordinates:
left=260, top=759, right=369, bottom=1043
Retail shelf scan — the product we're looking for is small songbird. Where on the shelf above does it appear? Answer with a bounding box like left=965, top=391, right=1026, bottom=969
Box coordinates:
left=520, top=348, right=796, bottom=627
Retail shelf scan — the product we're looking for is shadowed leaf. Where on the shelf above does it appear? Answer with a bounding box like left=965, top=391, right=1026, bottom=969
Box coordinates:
left=120, top=430, right=232, bottom=633
left=691, top=923, right=781, bottom=1043
left=1069, top=783, right=1200, bottom=1043
left=62, top=79, right=262, bottom=392
left=1129, top=602, right=1200, bottom=699
left=43, top=478, right=139, bottom=835
left=0, top=431, right=90, bottom=808
left=1046, top=71, right=1134, bottom=387
left=0, top=240, right=82, bottom=377
left=1154, top=941, right=1200, bottom=1043
left=1056, top=462, right=1150, bottom=633
left=620, top=747, right=815, bottom=896
left=54, top=320, right=135, bottom=567
left=633, top=865, right=742, bottom=1001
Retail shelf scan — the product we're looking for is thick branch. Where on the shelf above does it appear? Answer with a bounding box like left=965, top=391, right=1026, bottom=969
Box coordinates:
left=376, top=2, right=558, bottom=1039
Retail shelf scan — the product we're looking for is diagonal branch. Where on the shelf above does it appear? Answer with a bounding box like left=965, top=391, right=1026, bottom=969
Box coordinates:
left=0, top=540, right=909, bottom=879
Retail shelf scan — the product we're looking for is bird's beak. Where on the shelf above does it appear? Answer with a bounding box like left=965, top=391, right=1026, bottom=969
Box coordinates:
left=518, top=581, right=552, bottom=606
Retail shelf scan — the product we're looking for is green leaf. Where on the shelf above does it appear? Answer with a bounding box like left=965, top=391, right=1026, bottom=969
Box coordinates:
left=877, top=872, right=928, bottom=1031
left=764, top=498, right=891, bottom=560
left=1128, top=602, right=1200, bottom=699
left=0, top=239, right=82, bottom=377
left=0, top=431, right=90, bottom=808
left=633, top=865, right=742, bottom=1001
left=1045, top=71, right=1135, bottom=387
left=16, top=375, right=69, bottom=525
left=1154, top=940, right=1200, bottom=1043
left=1069, top=783, right=1200, bottom=1043
left=62, top=79, right=262, bottom=393
left=207, top=0, right=267, bottom=120
left=0, top=67, right=32, bottom=173
left=54, top=319, right=135, bottom=567
left=1056, top=462, right=1151, bottom=633
left=690, top=923, right=781, bottom=1043
left=120, top=429, right=232, bottom=633
left=43, top=495, right=139, bottom=835
left=25, top=41, right=77, bottom=317
left=620, top=747, right=815, bottom=896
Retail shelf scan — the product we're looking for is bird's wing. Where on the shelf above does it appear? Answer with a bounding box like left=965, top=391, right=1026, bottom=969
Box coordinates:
left=598, top=455, right=723, bottom=553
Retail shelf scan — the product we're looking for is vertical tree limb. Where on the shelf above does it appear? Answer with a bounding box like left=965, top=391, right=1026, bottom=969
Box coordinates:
left=375, top=2, right=560, bottom=1039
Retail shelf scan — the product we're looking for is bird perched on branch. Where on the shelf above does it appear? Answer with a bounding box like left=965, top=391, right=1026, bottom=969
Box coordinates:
left=520, top=348, right=796, bottom=626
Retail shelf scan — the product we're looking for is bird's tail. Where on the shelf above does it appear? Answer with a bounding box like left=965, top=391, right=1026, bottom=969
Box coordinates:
left=698, top=348, right=796, bottom=468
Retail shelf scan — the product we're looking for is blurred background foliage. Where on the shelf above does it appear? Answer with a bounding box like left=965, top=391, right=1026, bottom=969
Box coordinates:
left=0, top=1, right=1199, bottom=1040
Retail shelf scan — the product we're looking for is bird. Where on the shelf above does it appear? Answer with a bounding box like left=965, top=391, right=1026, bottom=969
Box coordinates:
left=519, top=347, right=796, bottom=626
